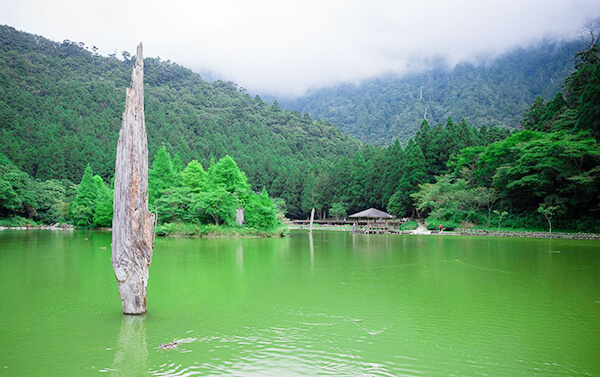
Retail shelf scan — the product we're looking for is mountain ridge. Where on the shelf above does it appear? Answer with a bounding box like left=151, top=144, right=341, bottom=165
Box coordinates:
left=276, top=39, right=582, bottom=144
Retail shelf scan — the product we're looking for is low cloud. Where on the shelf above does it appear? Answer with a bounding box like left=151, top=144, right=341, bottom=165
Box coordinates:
left=3, top=0, right=600, bottom=97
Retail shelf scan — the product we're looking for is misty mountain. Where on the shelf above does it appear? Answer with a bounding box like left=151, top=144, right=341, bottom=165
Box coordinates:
left=276, top=40, right=582, bottom=145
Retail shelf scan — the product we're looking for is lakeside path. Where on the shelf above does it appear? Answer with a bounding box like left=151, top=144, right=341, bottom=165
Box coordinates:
left=411, top=222, right=431, bottom=235
left=287, top=224, right=600, bottom=240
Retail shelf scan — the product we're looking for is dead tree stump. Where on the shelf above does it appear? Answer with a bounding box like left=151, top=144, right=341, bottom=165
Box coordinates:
left=112, top=43, right=155, bottom=315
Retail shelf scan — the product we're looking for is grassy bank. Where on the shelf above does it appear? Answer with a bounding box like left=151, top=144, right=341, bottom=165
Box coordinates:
left=155, top=222, right=288, bottom=238
left=0, top=216, right=39, bottom=227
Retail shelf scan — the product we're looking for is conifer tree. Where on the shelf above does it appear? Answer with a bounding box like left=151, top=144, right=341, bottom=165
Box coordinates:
left=93, top=181, right=113, bottom=227
left=181, top=160, right=206, bottom=192
left=387, top=140, right=428, bottom=216
left=70, top=164, right=98, bottom=226
left=348, top=151, right=368, bottom=212
left=148, top=145, right=175, bottom=206
left=206, top=155, right=250, bottom=205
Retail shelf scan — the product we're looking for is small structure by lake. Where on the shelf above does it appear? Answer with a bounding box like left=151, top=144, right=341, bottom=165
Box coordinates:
left=349, top=208, right=395, bottom=234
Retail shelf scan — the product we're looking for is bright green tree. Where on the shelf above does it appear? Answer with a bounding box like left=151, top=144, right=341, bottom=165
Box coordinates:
left=245, top=188, right=279, bottom=229
left=181, top=160, right=206, bottom=193
left=93, top=185, right=113, bottom=227
left=156, top=186, right=193, bottom=223
left=149, top=145, right=175, bottom=206
left=329, top=202, right=348, bottom=220
left=192, top=186, right=236, bottom=226
left=206, top=155, right=251, bottom=205
left=70, top=164, right=98, bottom=226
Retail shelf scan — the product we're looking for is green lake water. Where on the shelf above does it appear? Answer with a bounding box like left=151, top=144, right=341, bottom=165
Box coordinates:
left=0, top=230, right=599, bottom=376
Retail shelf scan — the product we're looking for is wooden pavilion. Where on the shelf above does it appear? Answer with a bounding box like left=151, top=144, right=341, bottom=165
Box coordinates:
left=349, top=208, right=395, bottom=233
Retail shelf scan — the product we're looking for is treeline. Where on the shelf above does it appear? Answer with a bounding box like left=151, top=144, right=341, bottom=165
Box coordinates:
left=0, top=115, right=506, bottom=225
left=278, top=40, right=580, bottom=145
left=149, top=147, right=280, bottom=229
left=0, top=149, right=280, bottom=230
left=281, top=119, right=509, bottom=219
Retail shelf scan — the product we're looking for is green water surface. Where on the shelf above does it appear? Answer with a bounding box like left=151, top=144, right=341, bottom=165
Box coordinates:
left=0, top=230, right=598, bottom=376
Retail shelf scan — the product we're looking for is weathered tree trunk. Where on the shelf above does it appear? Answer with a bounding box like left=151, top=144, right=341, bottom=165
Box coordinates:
left=236, top=208, right=245, bottom=226
left=112, top=43, right=155, bottom=315
left=309, top=208, right=315, bottom=233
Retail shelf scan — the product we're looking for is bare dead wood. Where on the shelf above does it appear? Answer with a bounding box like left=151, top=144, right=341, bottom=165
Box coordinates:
left=236, top=208, right=245, bottom=226
left=112, top=43, right=155, bottom=315
left=581, top=21, right=600, bottom=48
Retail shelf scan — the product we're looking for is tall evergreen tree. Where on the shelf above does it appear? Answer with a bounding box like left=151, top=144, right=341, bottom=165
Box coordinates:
left=348, top=152, right=369, bottom=212
left=70, top=164, right=98, bottom=226
left=181, top=160, right=206, bottom=193
left=149, top=145, right=175, bottom=206
left=206, top=155, right=250, bottom=206
left=387, top=139, right=428, bottom=216
left=93, top=178, right=113, bottom=227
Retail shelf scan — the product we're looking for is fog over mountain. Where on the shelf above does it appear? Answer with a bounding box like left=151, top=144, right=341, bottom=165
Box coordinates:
left=276, top=39, right=583, bottom=144
left=2, top=0, right=600, bottom=97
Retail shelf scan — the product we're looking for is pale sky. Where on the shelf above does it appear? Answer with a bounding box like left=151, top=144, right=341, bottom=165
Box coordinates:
left=2, top=0, right=599, bottom=97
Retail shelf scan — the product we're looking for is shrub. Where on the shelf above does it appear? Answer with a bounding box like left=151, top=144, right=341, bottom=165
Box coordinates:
left=0, top=216, right=37, bottom=227
left=426, top=217, right=460, bottom=231
left=400, top=220, right=418, bottom=230
left=155, top=222, right=288, bottom=237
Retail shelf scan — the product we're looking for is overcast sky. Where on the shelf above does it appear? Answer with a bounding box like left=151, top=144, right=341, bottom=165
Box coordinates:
left=2, top=0, right=600, bottom=97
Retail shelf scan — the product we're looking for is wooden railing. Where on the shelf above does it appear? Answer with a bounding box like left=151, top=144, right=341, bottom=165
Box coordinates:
left=290, top=219, right=404, bottom=227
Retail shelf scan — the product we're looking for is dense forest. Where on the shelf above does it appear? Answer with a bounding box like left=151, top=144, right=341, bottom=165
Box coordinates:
left=0, top=25, right=359, bottom=222
left=278, top=40, right=581, bottom=145
left=409, top=40, right=600, bottom=231
left=1, top=25, right=599, bottom=232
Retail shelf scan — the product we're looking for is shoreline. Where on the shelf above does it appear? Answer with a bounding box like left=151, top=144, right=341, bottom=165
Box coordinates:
left=0, top=224, right=74, bottom=231
left=3, top=225, right=599, bottom=240
left=0, top=224, right=287, bottom=238
left=288, top=225, right=600, bottom=240
left=455, top=229, right=600, bottom=240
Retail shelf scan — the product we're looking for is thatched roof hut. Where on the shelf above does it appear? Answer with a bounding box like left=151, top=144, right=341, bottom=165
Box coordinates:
left=349, top=208, right=394, bottom=220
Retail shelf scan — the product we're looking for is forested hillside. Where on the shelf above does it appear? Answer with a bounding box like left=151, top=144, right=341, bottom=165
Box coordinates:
left=0, top=25, right=357, bottom=212
left=278, top=40, right=581, bottom=145
left=1, top=24, right=599, bottom=232
left=409, top=40, right=600, bottom=231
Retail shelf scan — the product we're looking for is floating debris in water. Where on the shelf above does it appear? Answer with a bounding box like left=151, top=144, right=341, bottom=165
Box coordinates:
left=159, top=337, right=196, bottom=350
left=159, top=341, right=180, bottom=350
